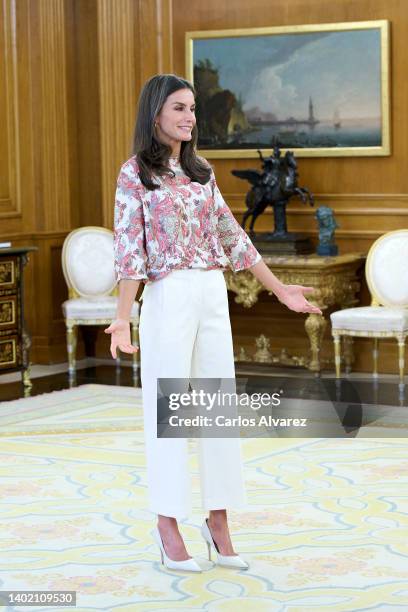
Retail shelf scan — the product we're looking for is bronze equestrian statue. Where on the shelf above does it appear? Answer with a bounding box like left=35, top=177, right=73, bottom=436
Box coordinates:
left=232, top=146, right=314, bottom=242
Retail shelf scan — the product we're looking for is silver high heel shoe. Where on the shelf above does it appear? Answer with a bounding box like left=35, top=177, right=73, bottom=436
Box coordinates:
left=151, top=526, right=202, bottom=572
left=201, top=519, right=249, bottom=570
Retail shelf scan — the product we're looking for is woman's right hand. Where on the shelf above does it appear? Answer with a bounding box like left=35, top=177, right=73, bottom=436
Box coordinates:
left=104, top=318, right=139, bottom=358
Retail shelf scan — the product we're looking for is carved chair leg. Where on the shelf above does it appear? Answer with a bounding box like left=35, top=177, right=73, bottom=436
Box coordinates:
left=22, top=365, right=33, bottom=390
left=342, top=336, right=354, bottom=375
left=333, top=333, right=341, bottom=378
left=372, top=338, right=379, bottom=379
left=397, top=336, right=405, bottom=386
left=66, top=323, right=78, bottom=375
left=21, top=329, right=33, bottom=389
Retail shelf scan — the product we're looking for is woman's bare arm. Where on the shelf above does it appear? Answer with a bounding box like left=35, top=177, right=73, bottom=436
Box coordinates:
left=116, top=279, right=141, bottom=321
left=248, top=259, right=322, bottom=315
left=248, top=259, right=285, bottom=296
left=104, top=279, right=141, bottom=357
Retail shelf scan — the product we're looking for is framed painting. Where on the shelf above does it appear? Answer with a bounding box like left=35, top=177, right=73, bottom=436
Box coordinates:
left=185, top=20, right=390, bottom=158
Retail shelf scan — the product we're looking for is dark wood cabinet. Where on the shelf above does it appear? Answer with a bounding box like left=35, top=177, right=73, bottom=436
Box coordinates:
left=0, top=247, right=37, bottom=387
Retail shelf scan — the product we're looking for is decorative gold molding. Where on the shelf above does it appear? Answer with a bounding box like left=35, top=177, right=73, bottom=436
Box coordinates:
left=241, top=338, right=309, bottom=368
left=225, top=253, right=365, bottom=372
left=226, top=272, right=264, bottom=308
left=333, top=329, right=406, bottom=338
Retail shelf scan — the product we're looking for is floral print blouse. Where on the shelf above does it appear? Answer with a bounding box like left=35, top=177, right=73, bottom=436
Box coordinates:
left=113, top=156, right=262, bottom=284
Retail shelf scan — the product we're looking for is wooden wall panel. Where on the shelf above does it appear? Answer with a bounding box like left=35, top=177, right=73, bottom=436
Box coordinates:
left=70, top=0, right=102, bottom=227
left=168, top=0, right=408, bottom=374
left=97, top=0, right=174, bottom=226
left=1, top=0, right=78, bottom=234
left=172, top=0, right=408, bottom=253
left=0, top=0, right=407, bottom=374
left=0, top=0, right=80, bottom=366
left=97, top=0, right=140, bottom=226
left=29, top=0, right=75, bottom=232
left=0, top=0, right=169, bottom=365
left=0, top=0, right=21, bottom=221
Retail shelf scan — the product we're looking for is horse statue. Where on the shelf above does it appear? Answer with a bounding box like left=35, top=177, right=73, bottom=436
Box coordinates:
left=231, top=146, right=314, bottom=237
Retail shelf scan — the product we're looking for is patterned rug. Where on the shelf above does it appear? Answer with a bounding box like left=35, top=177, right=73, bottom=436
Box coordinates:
left=0, top=384, right=407, bottom=611
left=0, top=384, right=143, bottom=436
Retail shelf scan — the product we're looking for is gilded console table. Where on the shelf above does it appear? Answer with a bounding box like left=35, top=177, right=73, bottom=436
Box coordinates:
left=0, top=246, right=37, bottom=388
left=224, top=252, right=365, bottom=373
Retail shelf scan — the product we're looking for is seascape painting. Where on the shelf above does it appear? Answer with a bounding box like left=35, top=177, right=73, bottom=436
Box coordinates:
left=185, top=21, right=390, bottom=157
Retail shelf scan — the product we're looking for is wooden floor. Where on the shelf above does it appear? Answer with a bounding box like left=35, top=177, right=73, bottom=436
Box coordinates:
left=0, top=360, right=407, bottom=409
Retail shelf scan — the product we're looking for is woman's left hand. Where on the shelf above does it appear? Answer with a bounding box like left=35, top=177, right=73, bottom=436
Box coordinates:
left=275, top=284, right=322, bottom=315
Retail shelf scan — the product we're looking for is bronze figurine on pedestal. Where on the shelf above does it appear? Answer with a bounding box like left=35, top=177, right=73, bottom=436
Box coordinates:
left=232, top=146, right=314, bottom=254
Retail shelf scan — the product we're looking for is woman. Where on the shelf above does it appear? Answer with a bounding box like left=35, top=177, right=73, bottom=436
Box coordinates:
left=105, top=74, right=321, bottom=573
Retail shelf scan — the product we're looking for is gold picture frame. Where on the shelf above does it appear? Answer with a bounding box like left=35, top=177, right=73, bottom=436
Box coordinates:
left=185, top=20, right=390, bottom=158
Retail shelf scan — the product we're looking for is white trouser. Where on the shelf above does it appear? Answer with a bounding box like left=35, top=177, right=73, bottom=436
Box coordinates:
left=139, top=268, right=247, bottom=521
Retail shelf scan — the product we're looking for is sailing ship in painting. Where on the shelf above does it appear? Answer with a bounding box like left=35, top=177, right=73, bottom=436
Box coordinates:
left=194, top=59, right=381, bottom=150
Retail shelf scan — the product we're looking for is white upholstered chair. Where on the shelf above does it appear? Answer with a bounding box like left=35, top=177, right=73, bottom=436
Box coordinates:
left=330, top=229, right=408, bottom=387
left=61, top=226, right=139, bottom=376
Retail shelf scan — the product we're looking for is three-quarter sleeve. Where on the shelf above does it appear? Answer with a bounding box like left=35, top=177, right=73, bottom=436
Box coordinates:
left=210, top=170, right=262, bottom=272
left=113, top=160, right=148, bottom=282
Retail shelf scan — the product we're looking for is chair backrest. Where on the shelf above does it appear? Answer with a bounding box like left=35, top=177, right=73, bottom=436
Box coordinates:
left=62, top=227, right=116, bottom=298
left=366, top=229, right=408, bottom=307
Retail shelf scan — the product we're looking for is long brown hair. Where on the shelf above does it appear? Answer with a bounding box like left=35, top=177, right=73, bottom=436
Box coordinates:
left=131, top=74, right=211, bottom=190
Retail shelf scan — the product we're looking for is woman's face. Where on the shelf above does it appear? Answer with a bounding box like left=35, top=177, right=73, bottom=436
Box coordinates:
left=155, top=88, right=196, bottom=153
